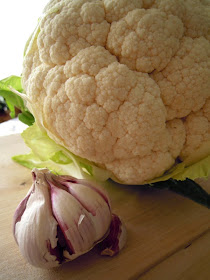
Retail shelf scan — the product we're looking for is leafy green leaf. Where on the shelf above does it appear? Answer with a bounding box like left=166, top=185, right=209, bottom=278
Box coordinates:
left=21, top=123, right=63, bottom=161
left=50, top=151, right=72, bottom=164
left=0, top=75, right=34, bottom=125
left=146, top=155, right=210, bottom=184
left=18, top=111, right=35, bottom=126
left=0, top=75, right=23, bottom=91
left=151, top=178, right=210, bottom=209
left=12, top=152, right=77, bottom=176
left=14, top=123, right=111, bottom=181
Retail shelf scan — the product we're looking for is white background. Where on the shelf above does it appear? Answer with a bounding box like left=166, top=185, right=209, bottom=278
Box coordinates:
left=0, top=0, right=49, bottom=79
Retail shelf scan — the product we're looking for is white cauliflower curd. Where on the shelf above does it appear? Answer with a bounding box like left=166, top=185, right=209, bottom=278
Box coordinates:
left=22, top=0, right=210, bottom=184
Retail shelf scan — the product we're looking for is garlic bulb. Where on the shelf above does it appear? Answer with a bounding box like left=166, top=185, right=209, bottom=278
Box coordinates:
left=13, top=169, right=126, bottom=268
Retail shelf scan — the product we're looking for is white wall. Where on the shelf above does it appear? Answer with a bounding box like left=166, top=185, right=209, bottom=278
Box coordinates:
left=0, top=0, right=49, bottom=79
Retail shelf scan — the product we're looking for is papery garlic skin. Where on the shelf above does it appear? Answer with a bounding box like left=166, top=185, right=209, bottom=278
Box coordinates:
left=100, top=214, right=127, bottom=257
left=50, top=183, right=106, bottom=259
left=51, top=177, right=112, bottom=241
left=14, top=169, right=59, bottom=268
left=13, top=168, right=123, bottom=268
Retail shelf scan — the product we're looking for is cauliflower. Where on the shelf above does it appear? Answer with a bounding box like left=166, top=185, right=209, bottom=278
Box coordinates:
left=22, top=0, right=210, bottom=184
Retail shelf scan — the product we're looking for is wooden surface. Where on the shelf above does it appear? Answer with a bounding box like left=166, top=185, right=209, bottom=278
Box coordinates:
left=0, top=134, right=210, bottom=280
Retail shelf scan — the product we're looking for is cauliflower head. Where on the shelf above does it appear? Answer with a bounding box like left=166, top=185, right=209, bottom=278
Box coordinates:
left=22, top=0, right=210, bottom=184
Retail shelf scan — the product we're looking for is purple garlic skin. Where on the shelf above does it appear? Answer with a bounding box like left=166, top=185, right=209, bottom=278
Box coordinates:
left=13, top=168, right=126, bottom=268
left=100, top=214, right=127, bottom=257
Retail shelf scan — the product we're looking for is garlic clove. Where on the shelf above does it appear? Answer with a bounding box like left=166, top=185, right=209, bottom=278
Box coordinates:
left=13, top=185, right=34, bottom=242
left=50, top=182, right=97, bottom=257
left=100, top=214, right=127, bottom=257
left=52, top=175, right=112, bottom=208
left=14, top=169, right=60, bottom=268
left=51, top=175, right=112, bottom=241
left=64, top=182, right=112, bottom=241
left=76, top=178, right=112, bottom=208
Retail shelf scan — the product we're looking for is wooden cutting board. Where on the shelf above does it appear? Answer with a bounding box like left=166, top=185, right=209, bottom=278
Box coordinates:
left=0, top=134, right=210, bottom=280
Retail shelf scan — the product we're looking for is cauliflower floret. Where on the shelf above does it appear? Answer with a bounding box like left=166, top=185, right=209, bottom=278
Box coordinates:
left=22, top=51, right=42, bottom=90
left=166, top=119, right=186, bottom=159
left=141, top=0, right=156, bottom=9
left=181, top=98, right=210, bottom=162
left=37, top=0, right=110, bottom=66
left=152, top=37, right=210, bottom=120
left=26, top=64, right=51, bottom=112
left=103, top=0, right=143, bottom=22
left=106, top=8, right=184, bottom=73
left=154, top=0, right=210, bottom=40
left=22, top=0, right=210, bottom=184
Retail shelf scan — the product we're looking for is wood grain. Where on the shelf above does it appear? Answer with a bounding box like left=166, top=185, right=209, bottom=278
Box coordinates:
left=0, top=134, right=209, bottom=280
left=140, top=230, right=210, bottom=280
